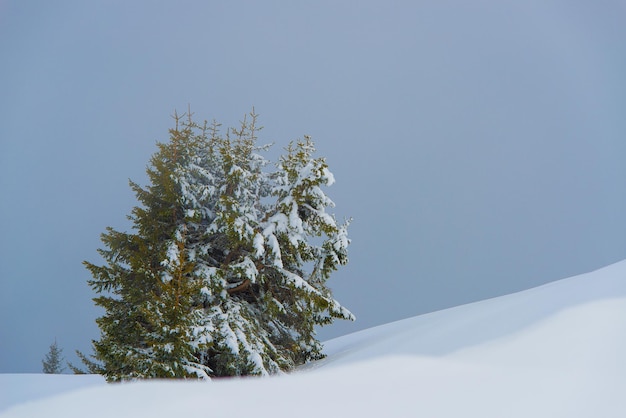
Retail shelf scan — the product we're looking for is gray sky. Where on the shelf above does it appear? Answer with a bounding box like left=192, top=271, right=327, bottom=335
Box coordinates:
left=2, top=0, right=626, bottom=373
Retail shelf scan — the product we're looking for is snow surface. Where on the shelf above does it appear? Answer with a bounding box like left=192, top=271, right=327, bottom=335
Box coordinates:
left=3, top=260, right=626, bottom=417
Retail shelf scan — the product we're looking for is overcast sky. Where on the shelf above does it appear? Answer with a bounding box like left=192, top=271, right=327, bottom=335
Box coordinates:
left=2, top=0, right=626, bottom=373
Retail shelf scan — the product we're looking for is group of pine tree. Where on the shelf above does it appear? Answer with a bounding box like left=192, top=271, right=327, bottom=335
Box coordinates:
left=80, top=110, right=353, bottom=381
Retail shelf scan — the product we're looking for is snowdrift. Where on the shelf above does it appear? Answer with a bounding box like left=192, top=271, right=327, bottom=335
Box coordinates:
left=2, top=261, right=626, bottom=417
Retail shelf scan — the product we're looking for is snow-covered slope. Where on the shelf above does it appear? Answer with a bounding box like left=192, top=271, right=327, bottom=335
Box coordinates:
left=2, top=261, right=626, bottom=417
left=320, top=259, right=626, bottom=368
left=0, top=374, right=104, bottom=412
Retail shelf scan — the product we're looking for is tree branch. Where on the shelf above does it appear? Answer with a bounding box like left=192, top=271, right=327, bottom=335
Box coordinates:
left=227, top=279, right=251, bottom=295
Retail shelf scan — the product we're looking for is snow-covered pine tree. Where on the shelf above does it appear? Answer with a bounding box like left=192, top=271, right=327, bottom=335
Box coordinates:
left=190, top=113, right=288, bottom=376
left=84, top=110, right=353, bottom=380
left=258, top=136, right=354, bottom=364
left=42, top=339, right=65, bottom=374
left=181, top=112, right=354, bottom=375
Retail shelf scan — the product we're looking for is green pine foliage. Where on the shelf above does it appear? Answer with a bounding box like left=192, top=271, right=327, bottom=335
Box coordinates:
left=42, top=340, right=65, bottom=374
left=83, top=110, right=353, bottom=381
